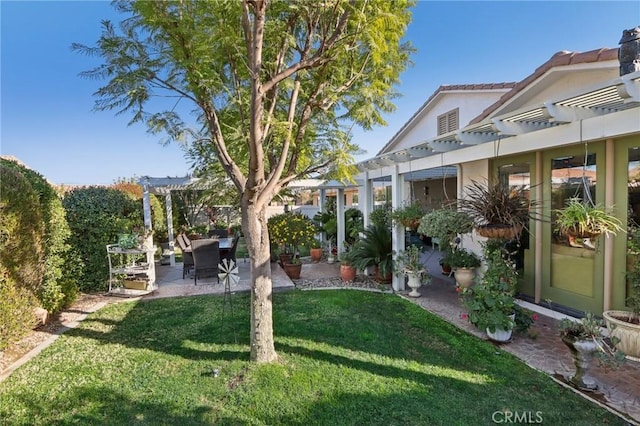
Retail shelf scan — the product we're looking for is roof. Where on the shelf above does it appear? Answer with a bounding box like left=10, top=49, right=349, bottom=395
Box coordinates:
left=470, top=48, right=618, bottom=124
left=376, top=82, right=517, bottom=155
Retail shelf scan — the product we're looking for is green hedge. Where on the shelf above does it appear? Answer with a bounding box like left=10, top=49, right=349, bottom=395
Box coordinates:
left=0, top=165, right=45, bottom=295
left=1, top=159, right=79, bottom=312
left=63, top=187, right=143, bottom=292
left=0, top=165, right=44, bottom=349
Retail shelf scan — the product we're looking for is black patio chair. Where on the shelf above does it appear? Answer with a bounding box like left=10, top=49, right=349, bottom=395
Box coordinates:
left=176, top=234, right=194, bottom=279
left=207, top=228, right=228, bottom=238
left=191, top=238, right=220, bottom=285
left=221, top=235, right=240, bottom=265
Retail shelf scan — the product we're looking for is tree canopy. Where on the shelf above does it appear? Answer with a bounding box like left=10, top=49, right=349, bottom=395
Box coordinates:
left=74, top=0, right=415, bottom=363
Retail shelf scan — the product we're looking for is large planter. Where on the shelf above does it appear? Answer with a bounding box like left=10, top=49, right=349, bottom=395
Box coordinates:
left=486, top=314, right=515, bottom=343
left=283, top=262, right=302, bottom=279
left=603, top=310, right=640, bottom=361
left=279, top=253, right=292, bottom=266
left=405, top=272, right=422, bottom=297
left=561, top=336, right=599, bottom=390
left=310, top=248, right=323, bottom=262
left=453, top=267, right=476, bottom=288
left=340, top=264, right=357, bottom=282
left=374, top=266, right=392, bottom=284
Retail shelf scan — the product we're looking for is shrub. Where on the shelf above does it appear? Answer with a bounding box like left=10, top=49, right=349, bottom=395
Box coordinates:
left=1, top=158, right=78, bottom=312
left=0, top=165, right=45, bottom=296
left=63, top=187, right=143, bottom=292
left=0, top=267, right=38, bottom=351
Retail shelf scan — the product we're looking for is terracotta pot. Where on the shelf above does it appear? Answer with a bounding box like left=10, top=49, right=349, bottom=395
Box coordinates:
left=283, top=262, right=302, bottom=279
left=310, top=248, right=323, bottom=262
left=340, top=264, right=357, bottom=282
left=279, top=253, right=292, bottom=266
left=441, top=263, right=452, bottom=275
left=374, top=266, right=392, bottom=284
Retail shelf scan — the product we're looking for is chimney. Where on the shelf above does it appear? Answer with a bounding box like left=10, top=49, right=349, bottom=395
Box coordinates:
left=619, top=27, right=640, bottom=76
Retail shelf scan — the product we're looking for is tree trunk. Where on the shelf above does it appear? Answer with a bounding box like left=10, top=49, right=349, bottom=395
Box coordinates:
left=242, top=202, right=278, bottom=363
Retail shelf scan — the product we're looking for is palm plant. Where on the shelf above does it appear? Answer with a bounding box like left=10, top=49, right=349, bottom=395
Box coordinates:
left=350, top=222, right=393, bottom=281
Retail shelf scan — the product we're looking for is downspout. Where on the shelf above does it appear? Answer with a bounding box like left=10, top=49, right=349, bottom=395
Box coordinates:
left=535, top=151, right=543, bottom=304
left=604, top=138, right=615, bottom=311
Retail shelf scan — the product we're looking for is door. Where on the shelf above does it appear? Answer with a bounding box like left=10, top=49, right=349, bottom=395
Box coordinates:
left=493, top=155, right=536, bottom=298
left=542, top=143, right=605, bottom=314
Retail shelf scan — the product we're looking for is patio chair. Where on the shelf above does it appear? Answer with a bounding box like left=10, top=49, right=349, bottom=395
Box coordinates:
left=176, top=234, right=194, bottom=279
left=191, top=238, right=220, bottom=285
left=221, top=235, right=240, bottom=265
left=207, top=228, right=228, bottom=238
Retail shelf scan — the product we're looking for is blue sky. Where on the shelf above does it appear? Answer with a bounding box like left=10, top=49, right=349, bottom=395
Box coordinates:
left=2, top=1, right=638, bottom=185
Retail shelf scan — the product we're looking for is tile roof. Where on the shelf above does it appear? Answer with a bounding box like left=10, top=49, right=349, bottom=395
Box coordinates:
left=469, top=48, right=619, bottom=124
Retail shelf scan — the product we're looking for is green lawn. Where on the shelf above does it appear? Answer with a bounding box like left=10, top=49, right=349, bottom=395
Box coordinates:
left=0, top=291, right=625, bottom=425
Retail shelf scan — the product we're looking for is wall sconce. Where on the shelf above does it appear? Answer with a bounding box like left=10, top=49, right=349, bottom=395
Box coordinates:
left=424, top=186, right=429, bottom=196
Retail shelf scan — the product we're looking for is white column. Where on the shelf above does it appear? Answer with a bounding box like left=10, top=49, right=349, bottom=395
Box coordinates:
left=319, top=188, right=327, bottom=246
left=165, top=192, right=176, bottom=266
left=391, top=166, right=405, bottom=292
left=337, top=187, right=346, bottom=254
left=142, top=183, right=153, bottom=250
left=359, top=172, right=373, bottom=228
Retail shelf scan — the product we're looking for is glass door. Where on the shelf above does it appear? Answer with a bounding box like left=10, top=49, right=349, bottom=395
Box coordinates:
left=495, top=156, right=535, bottom=298
left=542, top=144, right=605, bottom=314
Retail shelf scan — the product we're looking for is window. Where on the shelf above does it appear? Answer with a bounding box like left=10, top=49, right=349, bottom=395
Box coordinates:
left=437, top=108, right=459, bottom=135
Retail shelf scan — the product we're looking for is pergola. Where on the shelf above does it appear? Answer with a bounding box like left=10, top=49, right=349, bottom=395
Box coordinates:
left=139, top=176, right=202, bottom=266
left=138, top=176, right=360, bottom=265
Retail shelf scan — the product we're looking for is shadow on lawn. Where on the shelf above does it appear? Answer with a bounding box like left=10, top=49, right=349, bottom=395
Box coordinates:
left=65, top=290, right=505, bottom=375
left=64, top=294, right=251, bottom=362
left=5, top=385, right=214, bottom=426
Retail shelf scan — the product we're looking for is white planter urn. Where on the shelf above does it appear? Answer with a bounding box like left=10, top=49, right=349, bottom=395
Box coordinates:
left=454, top=267, right=476, bottom=288
left=405, top=271, right=422, bottom=297
left=603, top=310, right=640, bottom=361
left=486, top=314, right=515, bottom=343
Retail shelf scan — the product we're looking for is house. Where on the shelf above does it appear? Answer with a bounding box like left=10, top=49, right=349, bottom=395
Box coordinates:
left=354, top=29, right=640, bottom=317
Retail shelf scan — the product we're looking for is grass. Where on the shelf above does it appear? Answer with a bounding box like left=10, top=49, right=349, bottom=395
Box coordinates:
left=0, top=290, right=626, bottom=425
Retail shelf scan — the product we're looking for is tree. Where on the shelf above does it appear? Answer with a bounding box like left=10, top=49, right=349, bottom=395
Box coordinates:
left=74, top=0, right=414, bottom=362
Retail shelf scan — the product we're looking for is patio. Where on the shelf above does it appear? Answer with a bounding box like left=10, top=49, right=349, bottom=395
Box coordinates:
left=148, top=247, right=640, bottom=424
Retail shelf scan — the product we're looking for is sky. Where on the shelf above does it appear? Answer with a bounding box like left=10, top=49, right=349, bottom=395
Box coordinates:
left=1, top=1, right=639, bottom=186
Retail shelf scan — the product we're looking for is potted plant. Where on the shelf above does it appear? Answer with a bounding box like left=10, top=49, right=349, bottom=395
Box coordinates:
left=559, top=313, right=624, bottom=390
left=339, top=250, right=357, bottom=282
left=603, top=249, right=640, bottom=360
left=394, top=244, right=430, bottom=297
left=350, top=222, right=393, bottom=284
left=390, top=201, right=426, bottom=230
left=443, top=248, right=481, bottom=288
left=459, top=180, right=536, bottom=240
left=418, top=208, right=473, bottom=248
left=554, top=197, right=623, bottom=240
left=268, top=212, right=318, bottom=274
left=309, top=239, right=323, bottom=262
left=460, top=241, right=534, bottom=342
left=418, top=207, right=473, bottom=273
